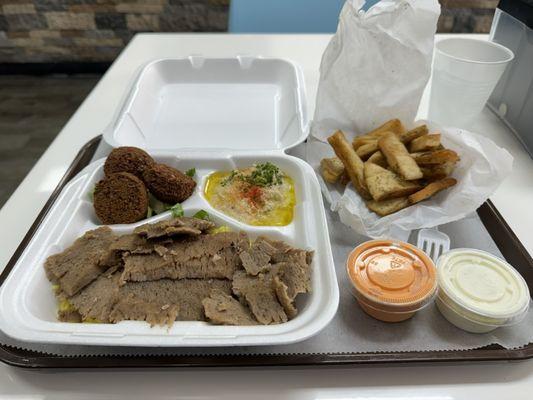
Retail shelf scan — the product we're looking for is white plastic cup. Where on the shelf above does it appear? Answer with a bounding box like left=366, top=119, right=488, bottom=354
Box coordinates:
left=428, top=38, right=514, bottom=128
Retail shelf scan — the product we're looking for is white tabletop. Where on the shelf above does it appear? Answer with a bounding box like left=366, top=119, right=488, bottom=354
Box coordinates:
left=1, top=33, right=532, bottom=399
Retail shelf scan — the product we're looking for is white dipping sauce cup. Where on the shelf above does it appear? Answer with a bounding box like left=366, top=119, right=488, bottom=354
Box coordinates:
left=436, top=248, right=530, bottom=333
left=428, top=38, right=514, bottom=128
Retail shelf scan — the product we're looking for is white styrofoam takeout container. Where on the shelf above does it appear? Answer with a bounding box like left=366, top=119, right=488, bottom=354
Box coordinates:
left=0, top=57, right=339, bottom=347
left=103, top=56, right=309, bottom=152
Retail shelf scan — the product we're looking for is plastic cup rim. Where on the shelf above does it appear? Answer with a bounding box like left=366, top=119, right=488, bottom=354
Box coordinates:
left=435, top=37, right=514, bottom=66
left=353, top=284, right=438, bottom=314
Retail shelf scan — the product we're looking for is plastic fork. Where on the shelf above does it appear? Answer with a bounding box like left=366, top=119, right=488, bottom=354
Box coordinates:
left=417, top=228, right=450, bottom=263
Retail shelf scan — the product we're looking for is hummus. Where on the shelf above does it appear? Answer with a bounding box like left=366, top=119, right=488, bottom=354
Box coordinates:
left=204, top=163, right=295, bottom=226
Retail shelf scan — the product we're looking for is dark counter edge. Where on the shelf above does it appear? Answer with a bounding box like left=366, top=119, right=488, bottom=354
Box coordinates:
left=1, top=135, right=532, bottom=368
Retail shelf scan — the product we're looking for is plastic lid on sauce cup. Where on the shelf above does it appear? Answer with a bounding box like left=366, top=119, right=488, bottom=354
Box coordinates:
left=437, top=248, right=530, bottom=327
left=346, top=240, right=438, bottom=320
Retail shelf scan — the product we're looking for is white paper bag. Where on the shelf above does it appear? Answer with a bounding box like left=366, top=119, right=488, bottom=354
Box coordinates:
left=312, top=0, right=441, bottom=139
left=308, top=0, right=514, bottom=240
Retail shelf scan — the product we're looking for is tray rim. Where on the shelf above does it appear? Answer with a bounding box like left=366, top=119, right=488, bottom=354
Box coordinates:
left=1, top=135, right=532, bottom=368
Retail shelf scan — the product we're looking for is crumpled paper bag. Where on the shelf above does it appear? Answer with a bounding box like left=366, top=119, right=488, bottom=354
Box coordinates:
left=308, top=0, right=514, bottom=240
left=312, top=0, right=441, bottom=138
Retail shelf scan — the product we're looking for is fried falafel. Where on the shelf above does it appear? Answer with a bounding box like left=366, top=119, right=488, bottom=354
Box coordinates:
left=143, top=163, right=196, bottom=204
left=104, top=147, right=155, bottom=179
left=94, top=172, right=149, bottom=224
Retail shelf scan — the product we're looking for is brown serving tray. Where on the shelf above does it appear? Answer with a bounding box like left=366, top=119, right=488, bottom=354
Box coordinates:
left=1, top=136, right=533, bottom=369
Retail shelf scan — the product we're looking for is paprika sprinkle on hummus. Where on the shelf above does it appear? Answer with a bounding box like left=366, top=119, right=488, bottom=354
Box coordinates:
left=204, top=163, right=295, bottom=226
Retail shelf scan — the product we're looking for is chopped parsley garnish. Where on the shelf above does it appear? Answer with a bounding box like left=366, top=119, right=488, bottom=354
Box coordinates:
left=88, top=185, right=95, bottom=202
left=248, top=162, right=284, bottom=186
left=148, top=193, right=172, bottom=215
left=221, top=170, right=242, bottom=186
left=170, top=203, right=184, bottom=218
left=193, top=210, right=211, bottom=221
left=186, top=168, right=196, bottom=177
left=221, top=162, right=284, bottom=187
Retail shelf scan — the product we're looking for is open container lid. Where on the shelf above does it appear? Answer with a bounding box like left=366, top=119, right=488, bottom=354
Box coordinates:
left=103, top=56, right=309, bottom=152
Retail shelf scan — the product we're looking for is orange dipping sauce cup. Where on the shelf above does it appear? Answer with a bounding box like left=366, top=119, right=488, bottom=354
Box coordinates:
left=346, top=239, right=438, bottom=322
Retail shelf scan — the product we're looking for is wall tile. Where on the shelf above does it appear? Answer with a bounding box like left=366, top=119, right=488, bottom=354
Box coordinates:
left=84, top=29, right=115, bottom=38
left=45, top=12, right=96, bottom=30
left=207, top=6, right=227, bottom=31
left=8, top=37, right=45, bottom=47
left=0, top=14, right=7, bottom=31
left=31, top=45, right=72, bottom=54
left=72, top=45, right=121, bottom=61
left=3, top=3, right=37, bottom=14
left=113, top=28, right=134, bottom=42
left=69, top=4, right=116, bottom=12
left=160, top=3, right=207, bottom=31
left=0, top=48, right=30, bottom=63
left=33, top=0, right=69, bottom=12
left=29, top=29, right=61, bottom=38
left=440, top=0, right=499, bottom=8
left=60, top=29, right=84, bottom=37
left=439, top=7, right=497, bottom=34
left=6, top=31, right=30, bottom=38
left=95, top=12, right=127, bottom=29
left=6, top=13, right=47, bottom=30
left=73, top=37, right=123, bottom=47
left=42, top=36, right=74, bottom=46
left=126, top=14, right=159, bottom=31
left=115, top=3, right=165, bottom=13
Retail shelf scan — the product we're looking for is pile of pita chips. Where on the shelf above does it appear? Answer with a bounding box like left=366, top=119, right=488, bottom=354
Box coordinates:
left=321, top=119, right=459, bottom=216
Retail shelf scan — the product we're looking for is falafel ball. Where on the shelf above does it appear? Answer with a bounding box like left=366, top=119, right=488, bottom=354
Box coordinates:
left=143, top=163, right=196, bottom=204
left=94, top=172, right=149, bottom=224
left=103, top=146, right=155, bottom=179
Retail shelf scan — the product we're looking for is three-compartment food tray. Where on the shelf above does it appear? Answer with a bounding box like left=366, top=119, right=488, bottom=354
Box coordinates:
left=1, top=57, right=533, bottom=367
left=0, top=57, right=339, bottom=348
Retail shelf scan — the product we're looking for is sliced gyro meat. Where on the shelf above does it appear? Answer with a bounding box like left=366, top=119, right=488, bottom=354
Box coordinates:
left=203, top=290, right=258, bottom=326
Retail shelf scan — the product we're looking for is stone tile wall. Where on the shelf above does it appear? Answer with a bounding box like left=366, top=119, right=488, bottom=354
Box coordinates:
left=0, top=0, right=229, bottom=62
left=439, top=0, right=500, bottom=33
left=0, top=0, right=500, bottom=63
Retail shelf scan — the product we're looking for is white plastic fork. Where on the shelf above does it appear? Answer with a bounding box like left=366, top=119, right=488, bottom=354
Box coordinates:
left=417, top=228, right=450, bottom=263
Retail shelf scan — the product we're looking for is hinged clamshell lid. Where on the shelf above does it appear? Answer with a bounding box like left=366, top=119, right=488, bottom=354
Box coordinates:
left=103, top=56, right=309, bottom=152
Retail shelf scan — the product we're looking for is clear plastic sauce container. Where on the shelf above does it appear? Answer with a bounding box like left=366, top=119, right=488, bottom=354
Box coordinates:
left=436, top=248, right=530, bottom=333
left=346, top=240, right=438, bottom=322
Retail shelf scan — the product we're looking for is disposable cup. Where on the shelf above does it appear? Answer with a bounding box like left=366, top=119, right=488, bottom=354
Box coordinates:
left=346, top=239, right=438, bottom=323
left=428, top=38, right=514, bottom=128
left=436, top=248, right=530, bottom=333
